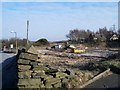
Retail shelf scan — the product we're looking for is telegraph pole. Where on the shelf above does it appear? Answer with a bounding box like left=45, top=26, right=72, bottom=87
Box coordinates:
left=112, top=24, right=116, bottom=32
left=27, top=20, right=29, bottom=45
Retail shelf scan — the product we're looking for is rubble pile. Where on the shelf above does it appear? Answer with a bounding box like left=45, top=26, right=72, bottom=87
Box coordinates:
left=17, top=50, right=94, bottom=88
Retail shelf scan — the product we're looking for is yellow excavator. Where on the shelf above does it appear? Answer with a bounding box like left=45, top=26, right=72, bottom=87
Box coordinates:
left=64, top=42, right=86, bottom=53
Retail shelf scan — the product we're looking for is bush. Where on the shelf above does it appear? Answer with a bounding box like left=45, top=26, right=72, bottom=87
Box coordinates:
left=88, top=60, right=120, bottom=73
left=34, top=38, right=49, bottom=46
left=88, top=61, right=111, bottom=71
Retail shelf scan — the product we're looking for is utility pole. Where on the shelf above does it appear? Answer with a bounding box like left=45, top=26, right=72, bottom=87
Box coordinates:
left=27, top=20, right=29, bottom=45
left=112, top=24, right=116, bottom=32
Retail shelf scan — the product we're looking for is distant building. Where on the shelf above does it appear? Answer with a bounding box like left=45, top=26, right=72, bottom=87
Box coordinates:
left=110, top=34, right=118, bottom=41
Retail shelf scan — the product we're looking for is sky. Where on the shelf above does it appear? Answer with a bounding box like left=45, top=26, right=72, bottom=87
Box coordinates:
left=1, top=0, right=120, bottom=2
left=1, top=1, right=119, bottom=41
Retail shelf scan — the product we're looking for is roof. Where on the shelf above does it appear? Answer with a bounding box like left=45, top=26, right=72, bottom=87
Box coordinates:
left=110, top=34, right=118, bottom=40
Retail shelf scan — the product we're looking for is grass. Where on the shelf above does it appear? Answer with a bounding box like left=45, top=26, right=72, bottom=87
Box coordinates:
left=88, top=60, right=120, bottom=73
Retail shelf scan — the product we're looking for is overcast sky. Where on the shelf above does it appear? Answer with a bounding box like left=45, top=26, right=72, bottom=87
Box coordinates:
left=1, top=1, right=118, bottom=41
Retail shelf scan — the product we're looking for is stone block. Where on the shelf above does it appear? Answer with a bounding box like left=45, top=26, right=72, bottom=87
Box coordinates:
left=40, top=75, right=53, bottom=81
left=33, top=69, right=44, bottom=73
left=32, top=75, right=41, bottom=79
left=32, top=67, right=42, bottom=72
left=64, top=69, right=75, bottom=76
left=58, top=67, right=66, bottom=72
left=32, top=71, right=45, bottom=79
left=45, top=68, right=58, bottom=74
left=45, top=78, right=61, bottom=85
left=18, top=65, right=31, bottom=71
left=55, top=72, right=68, bottom=78
left=18, top=79, right=29, bottom=85
left=17, top=59, right=30, bottom=65
left=32, top=71, right=45, bottom=76
left=74, top=71, right=84, bottom=76
left=26, top=85, right=40, bottom=88
left=61, top=78, right=68, bottom=83
left=27, top=45, right=38, bottom=55
left=19, top=52, right=38, bottom=61
left=18, top=79, right=42, bottom=86
left=83, top=73, right=93, bottom=81
left=18, top=71, right=32, bottom=79
left=61, top=82, right=71, bottom=88
left=53, top=82, right=61, bottom=88
left=30, top=61, right=38, bottom=66
left=33, top=64, right=43, bottom=68
left=18, top=85, right=25, bottom=88
left=35, top=59, right=41, bottom=63
left=33, top=66, right=49, bottom=72
left=38, top=63, right=44, bottom=66
left=45, top=84, right=53, bottom=88
left=39, top=84, right=45, bottom=88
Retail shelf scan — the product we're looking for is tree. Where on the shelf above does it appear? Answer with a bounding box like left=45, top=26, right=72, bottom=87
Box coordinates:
left=66, top=29, right=93, bottom=43
left=66, top=29, right=80, bottom=42
left=87, top=34, right=94, bottom=43
left=1, top=38, right=30, bottom=49
left=98, top=27, right=114, bottom=42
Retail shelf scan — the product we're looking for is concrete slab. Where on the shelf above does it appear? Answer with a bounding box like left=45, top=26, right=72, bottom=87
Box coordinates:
left=85, top=73, right=120, bottom=88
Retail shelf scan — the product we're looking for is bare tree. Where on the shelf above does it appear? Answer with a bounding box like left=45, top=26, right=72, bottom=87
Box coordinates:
left=66, top=29, right=80, bottom=41
left=66, top=29, right=93, bottom=43
left=98, top=27, right=114, bottom=41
